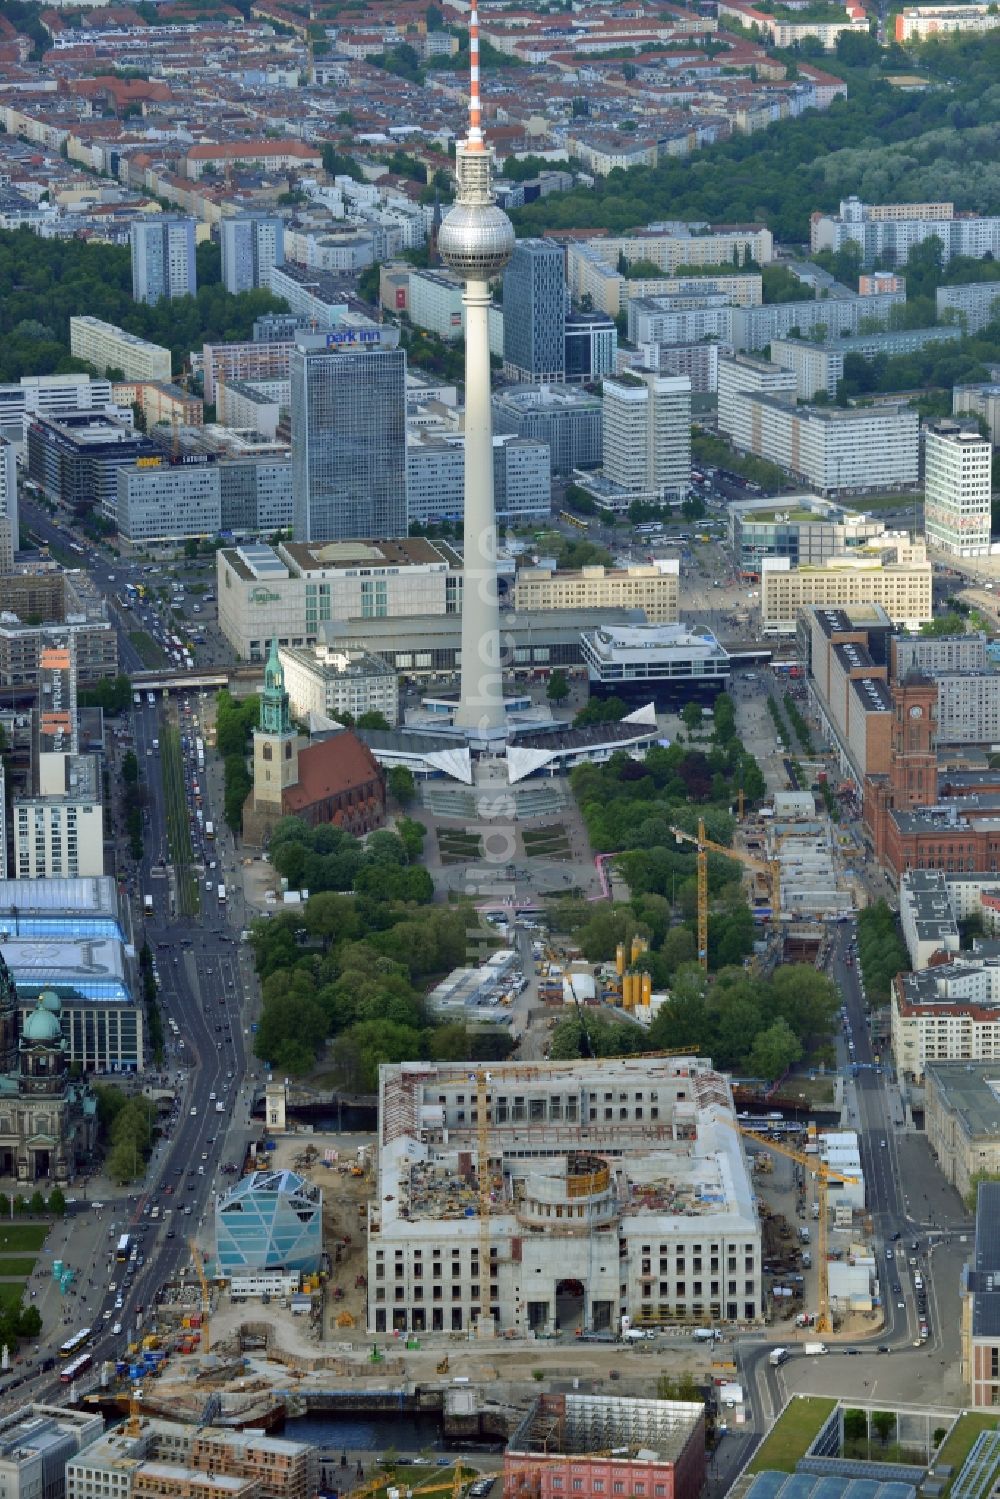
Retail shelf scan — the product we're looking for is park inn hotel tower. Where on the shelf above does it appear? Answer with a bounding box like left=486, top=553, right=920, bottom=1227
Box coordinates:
left=289, top=329, right=408, bottom=543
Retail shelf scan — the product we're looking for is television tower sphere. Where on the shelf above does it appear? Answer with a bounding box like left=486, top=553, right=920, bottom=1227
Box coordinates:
left=437, top=194, right=515, bottom=281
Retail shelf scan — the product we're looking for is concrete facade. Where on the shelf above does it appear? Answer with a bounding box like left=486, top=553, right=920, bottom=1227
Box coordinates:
left=493, top=385, right=603, bottom=474
left=513, top=561, right=680, bottom=623
left=926, top=1063, right=1000, bottom=1198
left=278, top=644, right=399, bottom=726
left=717, top=354, right=796, bottom=441
left=217, top=537, right=463, bottom=662
left=924, top=420, right=992, bottom=558
left=369, top=1057, right=761, bottom=1336
left=760, top=545, right=932, bottom=635
left=735, top=396, right=919, bottom=495
left=602, top=373, right=690, bottom=501
left=68, top=318, right=172, bottom=383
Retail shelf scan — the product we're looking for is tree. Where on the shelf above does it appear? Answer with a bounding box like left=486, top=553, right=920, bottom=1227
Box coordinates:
left=872, top=1412, right=896, bottom=1447
left=921, top=611, right=967, bottom=637
left=682, top=700, right=703, bottom=733
left=842, top=1410, right=868, bottom=1444
left=47, top=1187, right=66, bottom=1217
left=122, top=750, right=138, bottom=785
left=547, top=669, right=570, bottom=705
left=660, top=926, right=697, bottom=975
left=748, top=1018, right=803, bottom=1080
left=387, top=766, right=416, bottom=807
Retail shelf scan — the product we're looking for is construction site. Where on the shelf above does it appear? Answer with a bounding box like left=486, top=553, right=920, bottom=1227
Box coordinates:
left=369, top=1056, right=763, bottom=1338
left=505, top=1393, right=707, bottom=1499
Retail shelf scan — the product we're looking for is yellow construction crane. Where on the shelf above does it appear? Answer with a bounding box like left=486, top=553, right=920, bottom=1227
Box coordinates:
left=126, top=1385, right=143, bottom=1436
left=411, top=1466, right=488, bottom=1499
left=188, top=1239, right=211, bottom=1354
left=727, top=1124, right=857, bottom=1335
left=670, top=819, right=781, bottom=972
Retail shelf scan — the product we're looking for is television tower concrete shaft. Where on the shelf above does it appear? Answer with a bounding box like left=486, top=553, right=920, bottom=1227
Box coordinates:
left=436, top=4, right=515, bottom=737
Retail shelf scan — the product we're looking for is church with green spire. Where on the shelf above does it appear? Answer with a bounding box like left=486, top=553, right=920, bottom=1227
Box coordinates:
left=243, top=638, right=386, bottom=846
left=251, top=638, right=300, bottom=816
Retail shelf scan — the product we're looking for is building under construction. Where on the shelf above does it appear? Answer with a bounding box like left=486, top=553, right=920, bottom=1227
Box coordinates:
left=505, top=1393, right=706, bottom=1499
left=66, top=1420, right=319, bottom=1499
left=368, top=1057, right=762, bottom=1336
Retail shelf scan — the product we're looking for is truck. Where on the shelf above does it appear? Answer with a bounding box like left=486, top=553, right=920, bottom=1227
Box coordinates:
left=217, top=884, right=226, bottom=903
left=769, top=1348, right=789, bottom=1367
left=205, top=821, right=214, bottom=840
left=804, top=1342, right=828, bottom=1356
left=143, top=895, right=153, bottom=915
left=692, top=1328, right=721, bottom=1343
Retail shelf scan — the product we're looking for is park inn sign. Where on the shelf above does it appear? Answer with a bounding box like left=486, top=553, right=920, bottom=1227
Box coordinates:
left=250, top=587, right=281, bottom=605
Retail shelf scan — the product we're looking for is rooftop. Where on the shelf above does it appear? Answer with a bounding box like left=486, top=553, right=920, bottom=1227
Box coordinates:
left=376, top=1057, right=752, bottom=1242
left=509, top=1393, right=704, bottom=1464
left=925, top=1062, right=1000, bottom=1139
left=969, top=1181, right=1000, bottom=1337
left=849, top=675, right=893, bottom=713
left=69, top=316, right=170, bottom=354
left=583, top=621, right=727, bottom=657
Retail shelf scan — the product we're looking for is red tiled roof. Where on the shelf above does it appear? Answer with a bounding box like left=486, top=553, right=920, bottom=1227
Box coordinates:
left=282, top=733, right=383, bottom=814
left=185, top=139, right=321, bottom=160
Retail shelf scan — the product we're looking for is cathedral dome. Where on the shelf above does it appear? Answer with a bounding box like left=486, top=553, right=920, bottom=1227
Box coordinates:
left=39, top=991, right=61, bottom=1015
left=23, top=1004, right=61, bottom=1043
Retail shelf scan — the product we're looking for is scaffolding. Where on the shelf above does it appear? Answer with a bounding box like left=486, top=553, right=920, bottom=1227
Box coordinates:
left=509, top=1394, right=704, bottom=1463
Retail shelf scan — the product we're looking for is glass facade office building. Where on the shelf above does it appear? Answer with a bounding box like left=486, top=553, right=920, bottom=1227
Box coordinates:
left=502, top=239, right=566, bottom=383
left=290, top=336, right=407, bottom=542
left=215, top=1169, right=323, bottom=1274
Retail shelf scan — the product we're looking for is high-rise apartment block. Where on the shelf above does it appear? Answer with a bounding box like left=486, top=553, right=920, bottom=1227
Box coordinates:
left=734, top=396, right=919, bottom=496
left=602, top=372, right=691, bottom=502
left=69, top=318, right=172, bottom=383
left=503, top=239, right=566, bottom=383
left=811, top=197, right=1000, bottom=266
left=717, top=353, right=797, bottom=441
left=0, top=437, right=17, bottom=556
left=220, top=216, right=284, bottom=294
left=130, top=217, right=197, bottom=304
left=953, top=381, right=1000, bottom=443
left=924, top=419, right=992, bottom=557
left=936, top=281, right=1000, bottom=334
left=289, top=331, right=407, bottom=543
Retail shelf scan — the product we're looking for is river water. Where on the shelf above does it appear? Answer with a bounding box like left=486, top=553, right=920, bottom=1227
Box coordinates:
left=284, top=1411, right=445, bottom=1453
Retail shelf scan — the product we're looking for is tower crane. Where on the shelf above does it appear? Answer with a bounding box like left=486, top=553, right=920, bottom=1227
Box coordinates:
left=188, top=1239, right=211, bottom=1354
left=725, top=1123, right=858, bottom=1335
left=670, top=819, right=781, bottom=972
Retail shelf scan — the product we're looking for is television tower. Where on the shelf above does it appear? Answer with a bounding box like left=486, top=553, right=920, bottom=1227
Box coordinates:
left=437, top=6, right=515, bottom=739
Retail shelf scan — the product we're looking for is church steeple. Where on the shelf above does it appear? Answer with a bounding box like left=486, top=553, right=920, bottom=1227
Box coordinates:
left=261, top=637, right=291, bottom=736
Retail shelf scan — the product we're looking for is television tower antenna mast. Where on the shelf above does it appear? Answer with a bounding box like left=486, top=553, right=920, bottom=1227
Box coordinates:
left=436, top=4, right=515, bottom=741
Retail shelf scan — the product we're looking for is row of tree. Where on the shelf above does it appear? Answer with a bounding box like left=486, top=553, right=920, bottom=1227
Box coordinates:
left=248, top=868, right=513, bottom=1081
left=545, top=942, right=838, bottom=1081
left=0, top=230, right=286, bottom=381
left=856, top=900, right=908, bottom=1007
left=269, top=817, right=433, bottom=903
left=94, top=1086, right=157, bottom=1185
